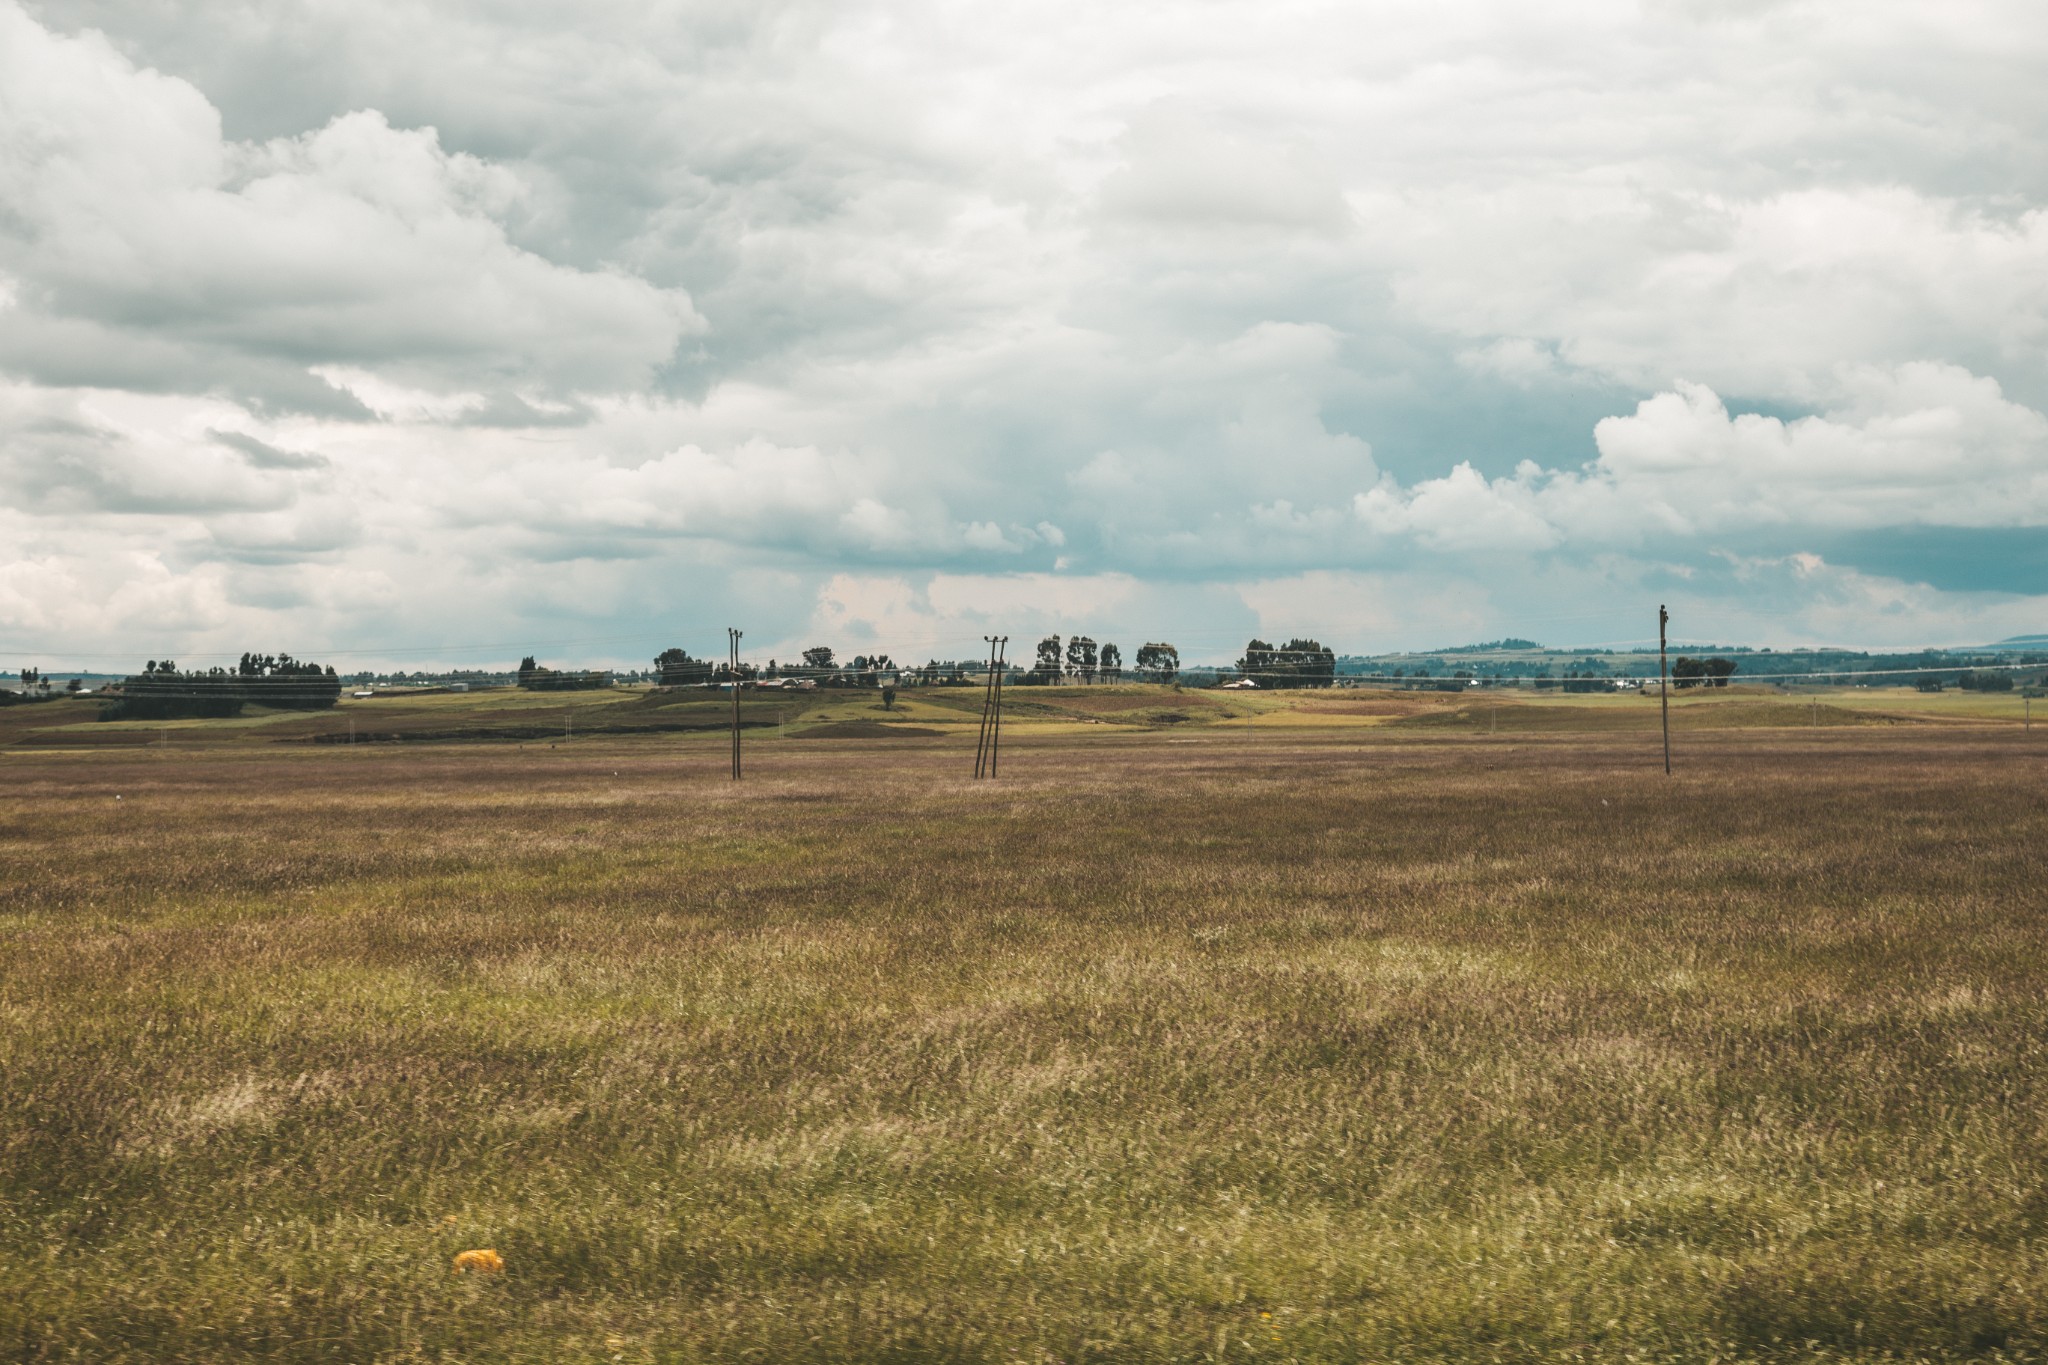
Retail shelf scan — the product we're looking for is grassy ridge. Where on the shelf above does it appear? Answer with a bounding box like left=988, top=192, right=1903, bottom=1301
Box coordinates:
left=4, top=727, right=2047, bottom=1361
left=6, top=681, right=2041, bottom=752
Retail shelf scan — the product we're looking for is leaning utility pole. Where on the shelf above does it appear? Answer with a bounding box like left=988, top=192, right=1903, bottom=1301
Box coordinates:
left=989, top=636, right=1008, bottom=778
left=727, top=627, right=743, bottom=780
left=974, top=637, right=997, bottom=777
left=975, top=635, right=1009, bottom=778
left=1658, top=604, right=1671, bottom=776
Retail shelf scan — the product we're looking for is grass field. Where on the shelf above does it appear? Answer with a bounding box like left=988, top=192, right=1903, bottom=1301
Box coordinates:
left=4, top=692, right=2047, bottom=1362
left=5, top=678, right=2039, bottom=751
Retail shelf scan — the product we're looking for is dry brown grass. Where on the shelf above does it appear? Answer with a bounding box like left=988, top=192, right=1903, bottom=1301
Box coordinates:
left=3, top=723, right=2047, bottom=1362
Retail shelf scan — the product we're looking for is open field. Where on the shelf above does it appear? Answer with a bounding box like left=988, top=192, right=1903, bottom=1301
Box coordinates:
left=3, top=679, right=2042, bottom=751
left=4, top=700, right=2048, bottom=1362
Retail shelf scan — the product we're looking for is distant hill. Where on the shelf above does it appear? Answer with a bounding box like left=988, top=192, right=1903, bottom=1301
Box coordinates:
left=1333, top=638, right=2048, bottom=688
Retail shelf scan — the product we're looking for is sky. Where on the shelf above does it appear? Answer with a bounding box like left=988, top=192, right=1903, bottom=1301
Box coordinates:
left=3, top=0, right=2046, bottom=671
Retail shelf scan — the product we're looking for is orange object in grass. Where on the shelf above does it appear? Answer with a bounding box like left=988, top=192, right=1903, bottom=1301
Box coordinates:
left=452, top=1248, right=504, bottom=1274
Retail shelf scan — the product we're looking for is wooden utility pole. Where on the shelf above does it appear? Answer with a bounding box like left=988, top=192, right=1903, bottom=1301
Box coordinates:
left=1659, top=604, right=1671, bottom=775
left=983, top=634, right=999, bottom=773
left=975, top=635, right=1008, bottom=778
left=728, top=627, right=743, bottom=780
left=974, top=637, right=997, bottom=777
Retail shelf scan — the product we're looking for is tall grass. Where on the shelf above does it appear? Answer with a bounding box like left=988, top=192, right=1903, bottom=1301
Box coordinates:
left=3, top=727, right=2045, bottom=1361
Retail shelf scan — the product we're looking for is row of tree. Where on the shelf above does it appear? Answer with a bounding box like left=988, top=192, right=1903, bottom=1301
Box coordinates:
left=0, top=666, right=85, bottom=705
left=1020, top=637, right=1190, bottom=684
left=651, top=647, right=898, bottom=687
left=649, top=642, right=1186, bottom=688
left=516, top=657, right=614, bottom=691
left=1918, top=670, right=2016, bottom=693
left=646, top=637, right=1394, bottom=689
left=1236, top=639, right=1337, bottom=689
left=98, top=654, right=343, bottom=720
left=1026, top=635, right=1122, bottom=684
left=1671, top=656, right=1739, bottom=688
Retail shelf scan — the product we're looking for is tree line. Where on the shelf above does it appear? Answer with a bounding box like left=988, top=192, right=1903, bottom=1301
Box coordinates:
left=650, top=646, right=899, bottom=687
left=638, top=637, right=1348, bottom=689
left=97, top=654, right=342, bottom=720
left=643, top=636, right=1334, bottom=689
left=516, top=657, right=614, bottom=691
left=1235, top=639, right=1336, bottom=689
left=1670, top=656, right=1738, bottom=688
left=649, top=641, right=1187, bottom=687
left=0, top=666, right=84, bottom=706
left=1918, top=670, right=2015, bottom=693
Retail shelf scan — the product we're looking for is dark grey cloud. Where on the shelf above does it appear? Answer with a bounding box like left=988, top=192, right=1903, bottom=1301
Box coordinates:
left=1813, top=527, right=2048, bottom=596
left=211, top=429, right=327, bottom=470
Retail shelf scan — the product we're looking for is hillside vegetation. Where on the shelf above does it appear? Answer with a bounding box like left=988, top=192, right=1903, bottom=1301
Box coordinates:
left=2, top=680, right=2039, bottom=752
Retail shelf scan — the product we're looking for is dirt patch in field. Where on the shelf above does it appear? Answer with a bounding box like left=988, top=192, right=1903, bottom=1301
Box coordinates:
left=1291, top=694, right=1459, bottom=717
left=1393, top=699, right=1892, bottom=731
left=793, top=721, right=945, bottom=739
left=1011, top=690, right=1229, bottom=717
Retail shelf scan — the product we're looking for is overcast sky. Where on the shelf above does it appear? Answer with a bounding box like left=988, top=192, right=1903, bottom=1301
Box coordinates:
left=4, top=0, right=2045, bottom=669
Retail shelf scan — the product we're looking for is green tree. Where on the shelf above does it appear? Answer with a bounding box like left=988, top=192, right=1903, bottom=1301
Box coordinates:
left=99, top=662, right=246, bottom=720
left=1030, top=634, right=1062, bottom=684
left=654, top=648, right=712, bottom=687
left=518, top=659, right=613, bottom=692
left=1237, top=638, right=1334, bottom=689
left=1134, top=642, right=1179, bottom=682
left=1067, top=635, right=1098, bottom=683
left=1278, top=638, right=1336, bottom=689
left=1099, top=642, right=1122, bottom=681
left=235, top=652, right=342, bottom=709
left=801, top=646, right=836, bottom=673
left=1672, top=657, right=1735, bottom=689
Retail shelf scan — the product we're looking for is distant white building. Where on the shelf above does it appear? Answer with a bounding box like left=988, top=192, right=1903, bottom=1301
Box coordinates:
left=1222, top=678, right=1259, bottom=689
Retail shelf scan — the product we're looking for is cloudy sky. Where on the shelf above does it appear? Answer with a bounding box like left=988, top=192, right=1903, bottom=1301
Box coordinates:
left=3, top=0, right=2045, bottom=670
